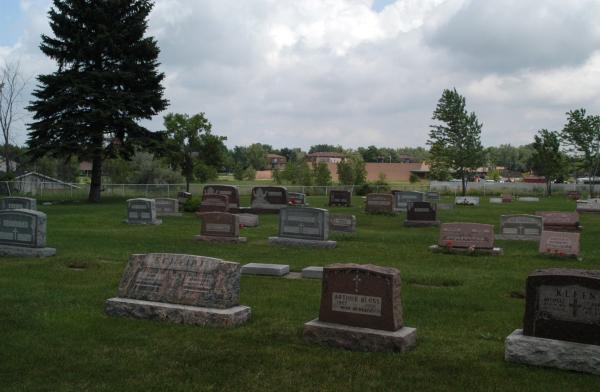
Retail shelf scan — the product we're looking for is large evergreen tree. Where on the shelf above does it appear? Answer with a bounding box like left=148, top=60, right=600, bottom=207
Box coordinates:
left=427, top=88, right=484, bottom=195
left=27, top=0, right=167, bottom=202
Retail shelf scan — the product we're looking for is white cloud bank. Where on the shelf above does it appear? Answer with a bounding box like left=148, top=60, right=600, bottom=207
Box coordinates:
left=1, top=0, right=599, bottom=149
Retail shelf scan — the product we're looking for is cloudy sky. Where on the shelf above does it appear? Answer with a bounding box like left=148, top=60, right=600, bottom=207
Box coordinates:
left=1, top=0, right=599, bottom=150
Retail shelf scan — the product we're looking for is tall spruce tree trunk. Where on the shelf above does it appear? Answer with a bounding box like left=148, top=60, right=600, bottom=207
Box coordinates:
left=89, top=153, right=102, bottom=202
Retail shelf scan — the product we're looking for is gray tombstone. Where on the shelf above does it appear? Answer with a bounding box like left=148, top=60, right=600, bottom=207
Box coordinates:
left=0, top=197, right=37, bottom=211
left=125, top=198, right=161, bottom=225
left=496, top=215, right=543, bottom=241
left=329, top=214, right=356, bottom=233
left=576, top=198, right=600, bottom=213
left=105, top=253, right=251, bottom=327
left=269, top=207, right=336, bottom=248
left=0, top=209, right=55, bottom=257
left=365, top=193, right=394, bottom=214
left=154, top=198, right=181, bottom=216
left=250, top=186, right=288, bottom=211
left=392, top=191, right=425, bottom=212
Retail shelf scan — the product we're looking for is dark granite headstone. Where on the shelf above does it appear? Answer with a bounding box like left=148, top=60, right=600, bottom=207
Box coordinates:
left=406, top=201, right=437, bottom=221
left=365, top=193, right=394, bottom=214
left=536, top=211, right=581, bottom=232
left=329, top=190, right=352, bottom=207
left=438, top=223, right=495, bottom=249
left=392, top=191, right=425, bottom=211
left=250, top=186, right=288, bottom=210
left=0, top=197, right=37, bottom=211
left=202, top=185, right=240, bottom=209
left=198, top=194, right=229, bottom=213
left=105, top=253, right=251, bottom=327
left=523, top=269, right=600, bottom=345
left=539, top=231, right=580, bottom=257
left=497, top=215, right=543, bottom=241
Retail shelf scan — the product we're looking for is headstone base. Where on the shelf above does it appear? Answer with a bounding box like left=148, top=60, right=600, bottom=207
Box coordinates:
left=268, top=236, right=337, bottom=248
left=404, top=220, right=440, bottom=227
left=123, top=219, right=162, bottom=225
left=241, top=263, right=289, bottom=276
left=0, top=245, right=56, bottom=257
left=231, top=207, right=280, bottom=214
left=505, top=329, right=600, bottom=376
left=428, top=244, right=503, bottom=255
left=105, top=297, right=251, bottom=328
left=495, top=234, right=540, bottom=241
left=157, top=212, right=182, bottom=217
left=302, top=266, right=323, bottom=279
left=576, top=208, right=600, bottom=214
left=303, top=319, right=417, bottom=352
left=195, top=235, right=247, bottom=243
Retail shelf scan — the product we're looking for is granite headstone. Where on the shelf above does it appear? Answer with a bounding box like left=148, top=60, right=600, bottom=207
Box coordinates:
left=202, top=185, right=240, bottom=209
left=496, top=215, right=543, bottom=241
left=538, top=231, right=580, bottom=257
left=196, top=212, right=246, bottom=243
left=0, top=209, right=55, bottom=257
left=365, top=193, right=394, bottom=214
left=269, top=207, right=335, bottom=247
left=329, top=190, right=352, bottom=207
left=125, top=198, right=161, bottom=225
left=0, top=197, right=37, bottom=211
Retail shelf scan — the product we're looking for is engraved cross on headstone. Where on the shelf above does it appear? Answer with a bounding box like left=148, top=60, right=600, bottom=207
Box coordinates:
left=352, top=271, right=361, bottom=293
left=12, top=228, right=17, bottom=241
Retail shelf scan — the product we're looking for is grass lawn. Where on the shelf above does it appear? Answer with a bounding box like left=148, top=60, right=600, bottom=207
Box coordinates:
left=1, top=196, right=598, bottom=391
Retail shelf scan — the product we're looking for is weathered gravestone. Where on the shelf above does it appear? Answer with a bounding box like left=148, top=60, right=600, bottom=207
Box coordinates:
left=329, top=214, right=356, bottom=233
left=536, top=211, right=581, bottom=232
left=235, top=213, right=259, bottom=227
left=287, top=192, right=307, bottom=206
left=303, top=263, right=417, bottom=352
left=429, top=223, right=502, bottom=255
left=392, top=191, right=425, bottom=212
left=576, top=198, right=600, bottom=213
left=241, top=263, right=289, bottom=276
left=329, top=190, right=352, bottom=207
left=196, top=212, right=246, bottom=243
left=125, top=198, right=161, bottom=225
left=365, top=193, right=394, bottom=214
left=505, top=269, right=600, bottom=375
left=501, top=193, right=513, bottom=203
left=105, top=253, right=251, bottom=327
left=426, top=192, right=440, bottom=202
left=519, top=196, right=540, bottom=202
left=0, top=197, right=37, bottom=211
left=197, top=194, right=229, bottom=213
left=250, top=186, right=288, bottom=212
left=404, top=201, right=440, bottom=227
left=0, top=209, right=56, bottom=257
left=538, top=231, right=580, bottom=258
left=269, top=207, right=336, bottom=248
left=496, top=215, right=543, bottom=241
left=567, top=190, right=581, bottom=200
left=455, top=196, right=480, bottom=206
left=202, top=185, right=240, bottom=209
left=154, top=198, right=181, bottom=217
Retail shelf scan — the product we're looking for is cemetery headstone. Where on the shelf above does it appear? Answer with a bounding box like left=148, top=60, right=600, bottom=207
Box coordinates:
left=250, top=186, right=288, bottom=212
left=196, top=212, right=246, bottom=243
left=288, top=192, right=307, bottom=206
left=430, top=223, right=502, bottom=255
left=519, top=196, right=540, bottom=202
left=328, top=190, right=352, bottom=207
left=302, top=266, right=324, bottom=279
left=125, top=198, right=161, bottom=225
left=536, top=211, right=581, bottom=232
left=404, top=201, right=440, bottom=227
left=241, top=263, right=289, bottom=276
left=426, top=191, right=440, bottom=202
left=455, top=196, right=480, bottom=206
left=329, top=214, right=356, bottom=233
left=365, top=193, right=394, bottom=214
left=496, top=215, right=543, bottom=241
left=501, top=193, right=513, bottom=203
left=392, top=191, right=425, bottom=212
left=154, top=198, right=181, bottom=216
left=105, top=253, right=251, bottom=327
left=303, top=263, right=417, bottom=352
left=235, top=213, right=259, bottom=227
left=567, top=191, right=581, bottom=200
left=576, top=198, right=600, bottom=213
left=505, top=269, right=600, bottom=375
left=538, top=231, right=580, bottom=258
left=0, top=209, right=56, bottom=257
left=197, top=194, right=229, bottom=213
left=489, top=197, right=502, bottom=204
left=0, top=197, right=37, bottom=211
left=202, top=185, right=240, bottom=209
left=177, top=191, right=192, bottom=210
left=269, top=207, right=336, bottom=248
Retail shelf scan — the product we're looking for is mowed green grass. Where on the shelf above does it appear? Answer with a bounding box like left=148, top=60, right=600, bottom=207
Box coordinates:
left=1, top=196, right=599, bottom=391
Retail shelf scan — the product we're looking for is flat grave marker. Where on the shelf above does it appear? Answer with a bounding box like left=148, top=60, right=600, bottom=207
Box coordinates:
left=241, top=263, right=289, bottom=276
left=303, top=263, right=417, bottom=352
left=105, top=253, right=251, bottom=327
left=519, top=197, right=540, bottom=202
